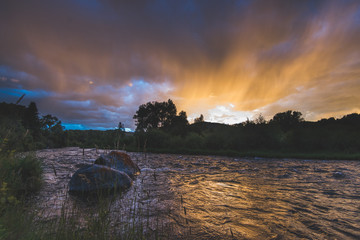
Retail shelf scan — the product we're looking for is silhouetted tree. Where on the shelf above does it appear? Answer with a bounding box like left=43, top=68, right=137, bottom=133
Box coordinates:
left=194, top=114, right=204, bottom=123
left=339, top=113, right=360, bottom=125
left=115, top=122, right=126, bottom=149
left=23, top=102, right=41, bottom=139
left=40, top=114, right=62, bottom=131
left=40, top=114, right=64, bottom=147
left=317, top=117, right=336, bottom=126
left=176, top=111, right=189, bottom=125
left=270, top=110, right=304, bottom=131
left=254, top=113, right=266, bottom=125
left=118, top=122, right=125, bottom=131
left=170, top=110, right=189, bottom=135
left=133, top=99, right=177, bottom=132
left=242, top=117, right=255, bottom=127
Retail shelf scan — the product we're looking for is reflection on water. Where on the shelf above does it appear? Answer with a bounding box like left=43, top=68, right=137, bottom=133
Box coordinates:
left=134, top=154, right=360, bottom=239
left=34, top=149, right=360, bottom=239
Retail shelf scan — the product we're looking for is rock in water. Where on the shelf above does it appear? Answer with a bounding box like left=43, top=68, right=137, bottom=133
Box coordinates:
left=333, top=171, right=346, bottom=179
left=69, top=164, right=132, bottom=193
left=94, top=151, right=140, bottom=178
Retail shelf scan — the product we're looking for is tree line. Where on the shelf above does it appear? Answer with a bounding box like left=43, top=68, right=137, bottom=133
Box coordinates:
left=132, top=100, right=360, bottom=158
left=0, top=101, right=65, bottom=151
left=1, top=100, right=360, bottom=158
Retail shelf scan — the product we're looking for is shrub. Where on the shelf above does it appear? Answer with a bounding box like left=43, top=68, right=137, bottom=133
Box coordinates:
left=0, top=153, right=42, bottom=197
left=0, top=118, right=35, bottom=152
left=168, top=135, right=184, bottom=149
left=184, top=133, right=204, bottom=149
left=145, top=129, right=171, bottom=149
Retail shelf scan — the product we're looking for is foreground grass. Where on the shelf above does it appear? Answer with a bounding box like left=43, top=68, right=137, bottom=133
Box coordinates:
left=0, top=184, right=166, bottom=240
left=0, top=152, right=43, bottom=240
left=0, top=152, right=171, bottom=240
left=0, top=198, right=150, bottom=240
left=0, top=153, right=42, bottom=197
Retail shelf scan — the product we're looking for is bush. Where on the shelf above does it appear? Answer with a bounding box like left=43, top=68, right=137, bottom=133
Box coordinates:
left=0, top=118, right=35, bottom=152
left=0, top=153, right=42, bottom=197
left=145, top=129, right=171, bottom=149
left=184, top=133, right=204, bottom=149
left=204, top=132, right=227, bottom=150
left=167, top=135, right=183, bottom=149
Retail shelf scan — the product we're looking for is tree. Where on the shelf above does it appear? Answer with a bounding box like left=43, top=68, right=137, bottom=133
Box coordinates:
left=194, top=114, right=204, bottom=123
left=254, top=113, right=266, bottom=125
left=242, top=117, right=255, bottom=127
left=23, top=102, right=41, bottom=138
left=40, top=114, right=62, bottom=131
left=339, top=113, right=360, bottom=125
left=176, top=111, right=189, bottom=126
left=115, top=122, right=126, bottom=149
left=171, top=110, right=189, bottom=135
left=118, top=122, right=124, bottom=131
left=133, top=99, right=177, bottom=132
left=40, top=114, right=64, bottom=147
left=270, top=110, right=304, bottom=131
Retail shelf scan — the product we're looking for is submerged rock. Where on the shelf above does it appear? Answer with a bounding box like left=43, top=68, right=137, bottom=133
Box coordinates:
left=278, top=173, right=292, bottom=179
left=95, top=151, right=140, bottom=178
left=69, top=164, right=132, bottom=193
left=333, top=171, right=346, bottom=179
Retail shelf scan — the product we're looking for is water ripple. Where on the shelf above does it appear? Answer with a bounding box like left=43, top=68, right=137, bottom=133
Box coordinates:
left=34, top=150, right=360, bottom=239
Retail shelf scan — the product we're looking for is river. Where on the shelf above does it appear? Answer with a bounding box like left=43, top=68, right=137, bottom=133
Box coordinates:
left=34, top=148, right=360, bottom=239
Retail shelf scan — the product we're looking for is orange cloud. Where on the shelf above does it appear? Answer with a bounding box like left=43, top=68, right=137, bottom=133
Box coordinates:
left=1, top=0, right=359, bottom=128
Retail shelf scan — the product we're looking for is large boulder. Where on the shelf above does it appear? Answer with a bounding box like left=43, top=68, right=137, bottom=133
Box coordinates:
left=94, top=151, right=140, bottom=178
left=69, top=164, right=132, bottom=193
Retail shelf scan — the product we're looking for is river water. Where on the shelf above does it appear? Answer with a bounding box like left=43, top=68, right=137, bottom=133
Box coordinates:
left=34, top=148, right=360, bottom=239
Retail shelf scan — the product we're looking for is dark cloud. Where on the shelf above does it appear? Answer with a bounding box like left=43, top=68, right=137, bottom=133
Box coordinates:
left=1, top=0, right=360, bottom=129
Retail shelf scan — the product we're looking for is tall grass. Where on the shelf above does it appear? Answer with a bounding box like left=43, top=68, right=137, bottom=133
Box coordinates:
left=0, top=142, right=173, bottom=239
left=0, top=126, right=42, bottom=239
left=0, top=128, right=179, bottom=239
left=0, top=153, right=42, bottom=197
left=0, top=173, right=168, bottom=239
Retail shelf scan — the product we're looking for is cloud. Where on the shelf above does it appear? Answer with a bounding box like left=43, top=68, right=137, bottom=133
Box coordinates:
left=0, top=78, right=174, bottom=129
left=259, top=77, right=360, bottom=121
left=205, top=104, right=254, bottom=125
left=1, top=0, right=360, bottom=128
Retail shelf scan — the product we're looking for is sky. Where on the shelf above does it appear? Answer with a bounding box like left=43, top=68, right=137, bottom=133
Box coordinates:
left=1, top=0, right=360, bottom=130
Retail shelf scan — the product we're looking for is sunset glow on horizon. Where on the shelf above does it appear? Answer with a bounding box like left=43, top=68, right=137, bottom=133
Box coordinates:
left=1, top=0, right=360, bottom=130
